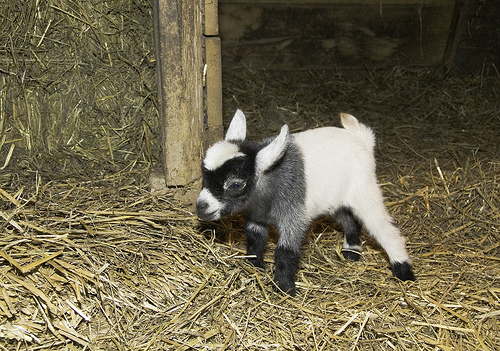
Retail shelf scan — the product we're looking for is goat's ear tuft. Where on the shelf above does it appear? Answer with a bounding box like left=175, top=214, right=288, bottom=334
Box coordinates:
left=255, top=125, right=289, bottom=175
left=225, top=109, right=246, bottom=142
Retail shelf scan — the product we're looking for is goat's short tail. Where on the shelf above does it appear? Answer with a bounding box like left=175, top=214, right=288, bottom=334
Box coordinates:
left=340, top=113, right=376, bottom=152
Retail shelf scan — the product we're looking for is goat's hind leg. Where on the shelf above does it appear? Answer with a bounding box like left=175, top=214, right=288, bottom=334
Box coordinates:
left=362, top=214, right=415, bottom=281
left=350, top=187, right=416, bottom=282
left=335, top=207, right=363, bottom=261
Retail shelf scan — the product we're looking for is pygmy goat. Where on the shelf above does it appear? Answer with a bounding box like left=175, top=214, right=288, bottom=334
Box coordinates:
left=196, top=110, right=415, bottom=296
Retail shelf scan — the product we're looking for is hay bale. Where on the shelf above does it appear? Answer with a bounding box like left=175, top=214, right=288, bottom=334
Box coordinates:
left=0, top=0, right=158, bottom=177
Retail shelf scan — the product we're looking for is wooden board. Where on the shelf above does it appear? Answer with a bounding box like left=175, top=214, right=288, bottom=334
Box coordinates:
left=204, top=0, right=224, bottom=148
left=219, top=1, right=458, bottom=69
left=205, top=37, right=224, bottom=148
left=205, top=0, right=219, bottom=36
left=153, top=0, right=204, bottom=186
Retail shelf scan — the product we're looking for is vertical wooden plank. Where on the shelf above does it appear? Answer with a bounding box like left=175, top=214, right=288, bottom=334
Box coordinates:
left=205, top=37, right=224, bottom=148
left=204, top=0, right=224, bottom=148
left=153, top=0, right=204, bottom=186
left=205, top=0, right=219, bottom=36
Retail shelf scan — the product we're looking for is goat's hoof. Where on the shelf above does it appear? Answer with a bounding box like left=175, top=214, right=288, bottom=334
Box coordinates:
left=274, top=279, right=296, bottom=296
left=342, top=249, right=361, bottom=261
left=392, top=261, right=416, bottom=281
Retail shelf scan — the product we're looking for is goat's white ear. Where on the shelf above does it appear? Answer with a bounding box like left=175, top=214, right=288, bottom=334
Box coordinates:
left=225, top=109, right=246, bottom=142
left=255, top=125, right=289, bottom=175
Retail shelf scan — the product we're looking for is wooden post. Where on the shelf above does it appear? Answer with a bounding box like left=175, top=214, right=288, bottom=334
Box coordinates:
left=153, top=0, right=204, bottom=187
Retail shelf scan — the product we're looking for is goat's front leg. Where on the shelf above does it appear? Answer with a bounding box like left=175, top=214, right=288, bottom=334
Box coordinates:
left=274, top=222, right=308, bottom=296
left=245, top=221, right=268, bottom=269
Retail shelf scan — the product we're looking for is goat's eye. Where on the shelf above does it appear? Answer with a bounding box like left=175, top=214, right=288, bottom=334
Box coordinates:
left=224, top=179, right=246, bottom=193
left=230, top=181, right=242, bottom=189
left=231, top=182, right=244, bottom=190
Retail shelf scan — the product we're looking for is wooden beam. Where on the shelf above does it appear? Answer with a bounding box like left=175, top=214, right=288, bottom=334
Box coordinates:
left=153, top=0, right=204, bottom=186
left=205, top=37, right=224, bottom=148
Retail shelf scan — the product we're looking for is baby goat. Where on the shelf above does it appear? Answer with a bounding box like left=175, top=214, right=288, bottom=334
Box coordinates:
left=196, top=110, right=415, bottom=296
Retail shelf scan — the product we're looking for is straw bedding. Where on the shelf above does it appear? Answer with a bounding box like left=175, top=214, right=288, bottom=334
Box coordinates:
left=0, top=1, right=499, bottom=350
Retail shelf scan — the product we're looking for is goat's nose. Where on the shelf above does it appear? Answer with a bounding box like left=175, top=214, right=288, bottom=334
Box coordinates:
left=196, top=199, right=209, bottom=214
left=196, top=199, right=219, bottom=221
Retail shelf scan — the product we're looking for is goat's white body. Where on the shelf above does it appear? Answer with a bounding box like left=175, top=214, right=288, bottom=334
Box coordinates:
left=294, top=122, right=410, bottom=264
left=293, top=127, right=374, bottom=220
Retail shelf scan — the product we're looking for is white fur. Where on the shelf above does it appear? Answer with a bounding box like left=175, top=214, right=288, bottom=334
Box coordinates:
left=196, top=188, right=223, bottom=220
left=255, top=125, right=289, bottom=175
left=225, top=109, right=246, bottom=142
left=340, top=113, right=376, bottom=151
left=203, top=109, right=249, bottom=171
left=203, top=141, right=244, bottom=171
left=293, top=121, right=410, bottom=264
left=293, top=127, right=374, bottom=219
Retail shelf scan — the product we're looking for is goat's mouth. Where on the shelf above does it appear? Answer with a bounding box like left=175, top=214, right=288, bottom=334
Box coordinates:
left=196, top=209, right=220, bottom=222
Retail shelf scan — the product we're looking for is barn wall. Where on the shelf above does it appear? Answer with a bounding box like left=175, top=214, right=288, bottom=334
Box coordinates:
left=219, top=0, right=458, bottom=70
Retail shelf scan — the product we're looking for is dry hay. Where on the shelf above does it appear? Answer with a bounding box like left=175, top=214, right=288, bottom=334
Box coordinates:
left=1, top=1, right=500, bottom=350
left=0, top=0, right=158, bottom=176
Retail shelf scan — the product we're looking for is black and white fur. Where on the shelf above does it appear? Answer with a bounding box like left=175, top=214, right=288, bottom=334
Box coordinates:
left=196, top=110, right=415, bottom=296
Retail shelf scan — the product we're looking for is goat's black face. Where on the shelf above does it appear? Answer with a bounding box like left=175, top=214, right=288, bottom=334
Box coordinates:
left=196, top=154, right=255, bottom=221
